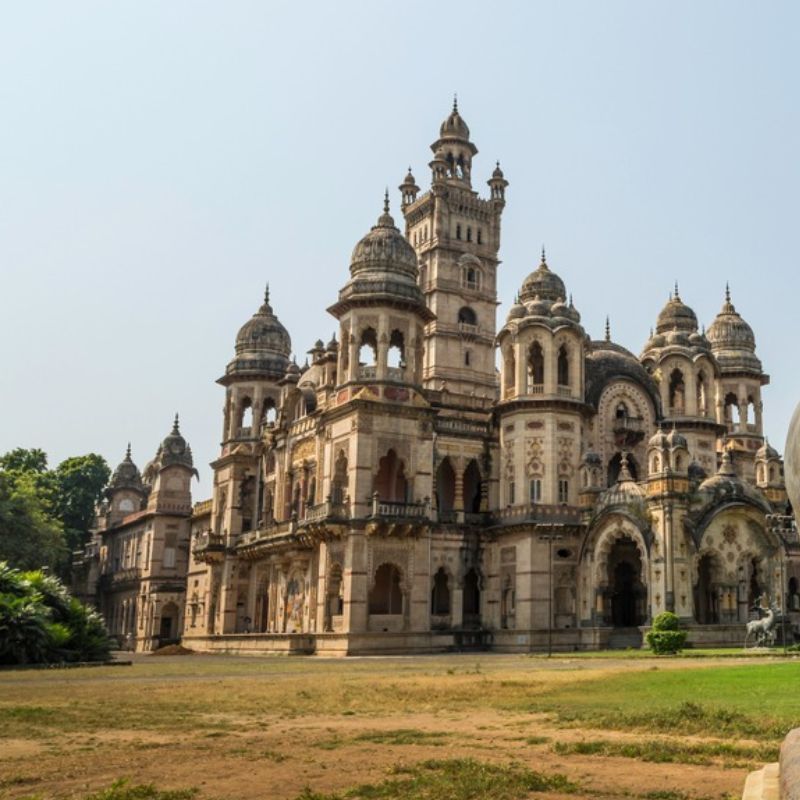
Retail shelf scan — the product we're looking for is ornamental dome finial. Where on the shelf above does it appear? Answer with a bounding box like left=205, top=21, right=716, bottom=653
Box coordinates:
left=605, top=316, right=611, bottom=342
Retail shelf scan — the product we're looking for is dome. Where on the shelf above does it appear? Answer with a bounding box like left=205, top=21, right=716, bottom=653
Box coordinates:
left=519, top=250, right=567, bottom=304
left=506, top=297, right=526, bottom=321
left=492, top=161, right=505, bottom=179
left=439, top=101, right=470, bottom=141
left=526, top=295, right=551, bottom=318
left=160, top=414, right=196, bottom=471
left=596, top=456, right=646, bottom=514
left=109, top=444, right=144, bottom=493
left=655, top=286, right=698, bottom=335
left=401, top=167, right=416, bottom=186
left=648, top=428, right=668, bottom=449
left=667, top=428, right=688, bottom=449
left=349, top=197, right=418, bottom=283
left=756, top=440, right=780, bottom=460
left=227, top=286, right=292, bottom=379
left=585, top=341, right=662, bottom=413
left=706, top=286, right=762, bottom=373
left=285, top=360, right=301, bottom=379
left=688, top=459, right=707, bottom=482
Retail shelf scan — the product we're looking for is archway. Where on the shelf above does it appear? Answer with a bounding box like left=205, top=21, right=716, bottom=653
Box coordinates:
left=374, top=449, right=407, bottom=502
left=369, top=563, right=403, bottom=615
left=159, top=602, right=179, bottom=642
left=436, top=458, right=456, bottom=514
left=695, top=553, right=720, bottom=624
left=431, top=568, right=450, bottom=615
left=463, top=568, right=481, bottom=627
left=607, top=538, right=645, bottom=627
left=463, top=459, right=482, bottom=513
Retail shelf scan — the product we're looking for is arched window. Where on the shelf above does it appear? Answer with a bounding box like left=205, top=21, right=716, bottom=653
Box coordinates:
left=503, top=348, right=516, bottom=398
left=669, top=368, right=685, bottom=413
left=375, top=449, right=408, bottom=502
left=557, top=345, right=570, bottom=387
left=359, top=327, right=377, bottom=366
left=477, top=229, right=482, bottom=245
left=263, top=398, right=277, bottom=426
left=528, top=342, right=544, bottom=388
left=616, top=402, right=629, bottom=420
left=431, top=568, right=450, bottom=615
left=466, top=226, right=472, bottom=242
left=464, top=349, right=471, bottom=367
left=331, top=450, right=348, bottom=505
left=239, top=397, right=253, bottom=431
left=435, top=458, right=456, bottom=514
left=369, top=563, right=403, bottom=615
left=724, top=392, right=740, bottom=427
left=464, top=266, right=480, bottom=290
left=456, top=223, right=462, bottom=240
left=458, top=306, right=477, bottom=326
left=463, top=568, right=480, bottom=619
left=696, top=371, right=707, bottom=416
left=388, top=329, right=405, bottom=369
left=328, top=564, right=343, bottom=618
left=463, top=459, right=482, bottom=513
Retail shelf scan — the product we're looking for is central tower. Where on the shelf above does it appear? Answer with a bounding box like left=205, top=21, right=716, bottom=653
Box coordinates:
left=399, top=100, right=508, bottom=398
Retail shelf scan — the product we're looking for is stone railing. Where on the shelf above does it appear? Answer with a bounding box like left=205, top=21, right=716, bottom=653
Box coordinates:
left=492, top=503, right=582, bottom=526
left=301, top=499, right=350, bottom=524
left=370, top=494, right=429, bottom=519
left=358, top=365, right=377, bottom=380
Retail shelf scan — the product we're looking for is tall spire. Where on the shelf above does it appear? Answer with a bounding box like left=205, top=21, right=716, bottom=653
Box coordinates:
left=541, top=245, right=547, bottom=265
left=172, top=413, right=180, bottom=435
left=453, top=92, right=458, bottom=112
left=674, top=280, right=680, bottom=300
left=725, top=281, right=731, bottom=303
left=264, top=282, right=270, bottom=304
left=383, top=187, right=390, bottom=215
left=125, top=442, right=132, bottom=461
left=605, top=315, right=611, bottom=342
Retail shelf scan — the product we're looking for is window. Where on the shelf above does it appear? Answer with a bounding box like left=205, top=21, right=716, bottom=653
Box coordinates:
left=456, top=224, right=462, bottom=240
left=558, top=479, right=569, bottom=504
left=466, top=226, right=472, bottom=242
left=477, top=229, right=482, bottom=244
left=458, top=306, right=477, bottom=326
left=529, top=342, right=544, bottom=386
left=369, top=563, right=403, bottom=615
left=464, top=349, right=471, bottom=366
left=529, top=478, right=542, bottom=504
left=557, top=345, right=569, bottom=386
left=508, top=481, right=515, bottom=505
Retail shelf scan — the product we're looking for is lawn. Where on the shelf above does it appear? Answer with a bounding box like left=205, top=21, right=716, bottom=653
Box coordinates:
left=0, top=652, right=796, bottom=800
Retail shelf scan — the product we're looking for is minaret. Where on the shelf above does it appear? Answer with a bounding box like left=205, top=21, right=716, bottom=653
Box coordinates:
left=400, top=100, right=507, bottom=398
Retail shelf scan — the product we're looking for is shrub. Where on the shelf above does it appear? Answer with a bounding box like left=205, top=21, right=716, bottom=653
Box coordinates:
left=646, top=612, right=687, bottom=655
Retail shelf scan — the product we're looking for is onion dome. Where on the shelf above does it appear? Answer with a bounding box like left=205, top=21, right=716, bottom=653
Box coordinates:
left=585, top=340, right=662, bottom=414
left=526, top=294, right=551, bottom=318
left=401, top=167, right=417, bottom=187
left=666, top=428, right=688, bottom=449
left=160, top=414, right=196, bottom=472
left=596, top=455, right=646, bottom=514
left=226, top=285, right=292, bottom=380
left=326, top=333, right=338, bottom=353
left=506, top=295, right=526, bottom=321
left=648, top=428, right=669, bottom=449
left=439, top=97, right=470, bottom=141
left=688, top=459, right=707, bottom=482
left=109, top=444, right=144, bottom=493
left=492, top=161, right=505, bottom=180
left=551, top=297, right=570, bottom=317
left=706, top=285, right=762, bottom=373
left=519, top=248, right=567, bottom=304
left=655, top=283, right=698, bottom=335
left=329, top=193, right=432, bottom=320
left=756, top=440, right=780, bottom=460
left=284, top=360, right=301, bottom=381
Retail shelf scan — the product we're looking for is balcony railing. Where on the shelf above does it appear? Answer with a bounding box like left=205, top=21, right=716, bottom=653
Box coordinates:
left=301, top=499, right=350, bottom=524
left=370, top=494, right=429, bottom=519
left=613, top=416, right=645, bottom=434
left=358, top=365, right=377, bottom=380
left=492, top=503, right=581, bottom=526
left=557, top=385, right=572, bottom=398
left=526, top=383, right=544, bottom=395
left=192, top=530, right=225, bottom=555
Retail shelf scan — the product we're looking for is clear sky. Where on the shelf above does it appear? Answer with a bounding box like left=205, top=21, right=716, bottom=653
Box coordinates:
left=1, top=1, right=797, bottom=493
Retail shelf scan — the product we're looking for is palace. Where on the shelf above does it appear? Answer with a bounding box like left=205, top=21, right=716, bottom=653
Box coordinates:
left=75, top=102, right=798, bottom=654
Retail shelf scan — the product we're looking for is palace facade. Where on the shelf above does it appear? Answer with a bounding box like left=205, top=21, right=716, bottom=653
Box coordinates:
left=78, top=103, right=797, bottom=653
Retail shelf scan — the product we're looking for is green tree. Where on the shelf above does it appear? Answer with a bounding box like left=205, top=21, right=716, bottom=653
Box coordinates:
left=0, top=448, right=49, bottom=474
left=54, top=454, right=111, bottom=553
left=0, top=472, right=67, bottom=572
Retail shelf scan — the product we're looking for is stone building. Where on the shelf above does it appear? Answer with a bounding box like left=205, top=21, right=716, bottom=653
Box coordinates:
left=73, top=417, right=197, bottom=651
left=79, top=102, right=797, bottom=653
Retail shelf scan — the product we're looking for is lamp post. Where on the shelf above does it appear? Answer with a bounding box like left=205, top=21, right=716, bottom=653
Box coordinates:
left=538, top=533, right=563, bottom=657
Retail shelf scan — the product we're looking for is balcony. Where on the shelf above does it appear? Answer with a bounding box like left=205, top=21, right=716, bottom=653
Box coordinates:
left=299, top=499, right=350, bottom=525
left=99, top=567, right=142, bottom=588
left=612, top=416, right=646, bottom=446
left=491, top=503, right=582, bottom=528
left=192, top=530, right=226, bottom=563
left=557, top=385, right=572, bottom=398
left=370, top=497, right=429, bottom=518
left=358, top=365, right=377, bottom=380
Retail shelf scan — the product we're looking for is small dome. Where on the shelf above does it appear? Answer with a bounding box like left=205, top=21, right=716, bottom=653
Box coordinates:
left=506, top=298, right=526, bottom=321
left=492, top=161, right=505, bottom=179
left=706, top=286, right=761, bottom=374
left=109, top=444, right=144, bottom=493
left=688, top=459, right=707, bottom=482
left=648, top=428, right=668, bottom=449
left=551, top=297, right=570, bottom=317
left=756, top=440, right=780, bottom=460
left=228, top=286, right=292, bottom=379
left=596, top=456, right=646, bottom=514
left=401, top=167, right=416, bottom=186
left=519, top=250, right=567, bottom=304
left=285, top=360, right=301, bottom=378
left=439, top=102, right=470, bottom=140
left=525, top=294, right=551, bottom=318
left=160, top=414, right=195, bottom=470
left=349, top=197, right=418, bottom=283
left=326, top=334, right=338, bottom=352
left=667, top=428, right=688, bottom=449
left=655, top=286, right=698, bottom=335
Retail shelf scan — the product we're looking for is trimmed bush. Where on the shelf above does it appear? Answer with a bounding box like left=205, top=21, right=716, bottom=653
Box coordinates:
left=646, top=612, right=687, bottom=655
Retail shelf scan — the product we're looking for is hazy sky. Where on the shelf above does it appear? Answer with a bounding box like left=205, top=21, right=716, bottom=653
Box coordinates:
left=1, top=1, right=797, bottom=493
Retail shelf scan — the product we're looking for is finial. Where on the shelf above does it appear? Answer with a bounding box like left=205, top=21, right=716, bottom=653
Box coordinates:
left=569, top=293, right=573, bottom=308
left=172, top=413, right=180, bottom=434
left=541, top=245, right=546, bottom=264
left=125, top=442, right=131, bottom=460
left=383, top=187, right=390, bottom=215
left=453, top=92, right=458, bottom=112
left=264, top=282, right=270, bottom=305
left=605, top=316, right=611, bottom=342
left=649, top=326, right=654, bottom=338
left=674, top=280, right=680, bottom=300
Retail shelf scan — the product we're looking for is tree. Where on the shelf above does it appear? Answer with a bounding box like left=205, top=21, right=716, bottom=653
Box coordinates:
left=54, top=454, right=110, bottom=553
left=0, top=448, right=48, bottom=474
left=0, top=472, right=67, bottom=573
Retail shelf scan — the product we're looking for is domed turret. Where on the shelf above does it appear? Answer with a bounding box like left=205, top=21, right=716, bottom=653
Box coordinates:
left=519, top=249, right=567, bottom=305
left=706, top=285, right=762, bottom=374
left=330, top=193, right=431, bottom=320
left=226, top=286, right=292, bottom=380
left=399, top=167, right=420, bottom=207
left=655, top=284, right=698, bottom=335
left=109, top=444, right=144, bottom=493
left=159, top=414, right=196, bottom=471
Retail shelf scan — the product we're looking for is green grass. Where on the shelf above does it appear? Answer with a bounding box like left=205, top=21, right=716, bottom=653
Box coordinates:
left=552, top=736, right=777, bottom=767
left=292, top=758, right=578, bottom=799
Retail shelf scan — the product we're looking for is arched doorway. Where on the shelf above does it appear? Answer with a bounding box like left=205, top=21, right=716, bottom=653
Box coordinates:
left=159, top=602, right=179, bottom=643
left=606, top=538, right=646, bottom=627
left=695, top=553, right=719, bottom=624
left=436, top=459, right=456, bottom=516
left=369, top=563, right=403, bottom=615
left=463, top=568, right=481, bottom=628
left=463, top=460, right=482, bottom=513
left=431, top=568, right=451, bottom=616
left=375, top=450, right=408, bottom=502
